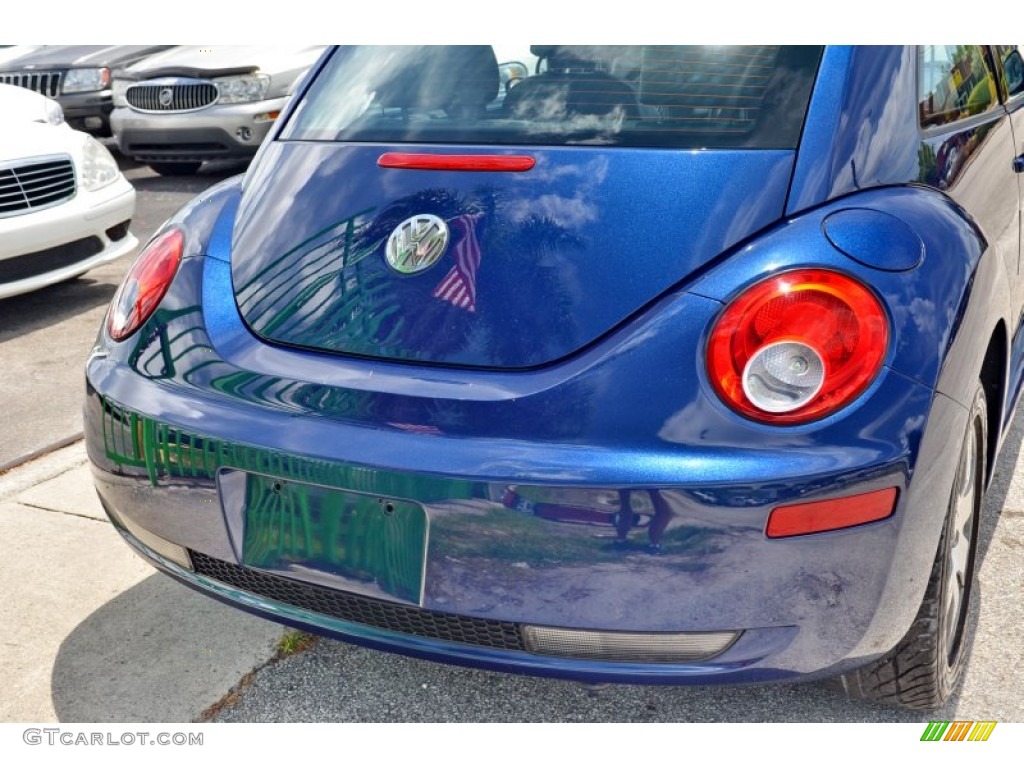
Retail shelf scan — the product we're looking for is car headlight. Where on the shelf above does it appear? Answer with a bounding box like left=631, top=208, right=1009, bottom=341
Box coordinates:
left=215, top=73, right=270, bottom=104
left=81, top=136, right=121, bottom=192
left=62, top=67, right=111, bottom=94
left=111, top=79, right=130, bottom=108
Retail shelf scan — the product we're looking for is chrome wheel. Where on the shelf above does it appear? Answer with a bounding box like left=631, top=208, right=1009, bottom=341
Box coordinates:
left=941, top=412, right=982, bottom=667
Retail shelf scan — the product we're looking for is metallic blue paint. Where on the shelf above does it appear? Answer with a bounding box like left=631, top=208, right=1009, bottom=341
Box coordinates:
left=822, top=209, right=924, bottom=272
left=231, top=143, right=795, bottom=368
left=84, top=46, right=1023, bottom=687
left=786, top=45, right=855, bottom=215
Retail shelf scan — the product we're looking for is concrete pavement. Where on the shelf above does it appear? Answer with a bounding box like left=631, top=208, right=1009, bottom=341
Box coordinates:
left=0, top=442, right=284, bottom=722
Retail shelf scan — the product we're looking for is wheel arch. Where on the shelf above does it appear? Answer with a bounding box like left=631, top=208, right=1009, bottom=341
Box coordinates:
left=979, top=320, right=1007, bottom=486
left=929, top=190, right=1013, bottom=427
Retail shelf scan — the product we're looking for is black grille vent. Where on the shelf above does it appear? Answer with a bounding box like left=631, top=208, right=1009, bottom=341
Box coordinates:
left=189, top=551, right=526, bottom=651
left=0, top=236, right=103, bottom=283
left=0, top=157, right=76, bottom=217
left=0, top=70, right=63, bottom=97
left=126, top=82, right=218, bottom=112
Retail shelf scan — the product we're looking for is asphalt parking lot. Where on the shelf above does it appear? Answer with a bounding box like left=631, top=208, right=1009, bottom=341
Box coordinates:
left=1, top=155, right=1022, bottom=723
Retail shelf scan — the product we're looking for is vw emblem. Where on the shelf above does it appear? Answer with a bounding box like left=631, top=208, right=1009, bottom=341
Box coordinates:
left=385, top=214, right=449, bottom=274
left=158, top=88, right=174, bottom=108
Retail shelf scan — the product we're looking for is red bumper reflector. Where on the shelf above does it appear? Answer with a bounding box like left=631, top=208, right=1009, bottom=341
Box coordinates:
left=377, top=153, right=536, bottom=172
left=766, top=487, right=898, bottom=538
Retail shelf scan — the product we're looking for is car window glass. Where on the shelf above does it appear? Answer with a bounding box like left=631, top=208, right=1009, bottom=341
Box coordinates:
left=283, top=45, right=823, bottom=150
left=918, top=45, right=998, bottom=128
left=992, top=45, right=1024, bottom=98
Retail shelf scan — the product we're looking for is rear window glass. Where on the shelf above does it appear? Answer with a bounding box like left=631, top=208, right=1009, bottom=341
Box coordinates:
left=283, top=45, right=823, bottom=149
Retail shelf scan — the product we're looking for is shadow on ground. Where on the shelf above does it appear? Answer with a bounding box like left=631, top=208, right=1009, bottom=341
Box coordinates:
left=0, top=277, right=119, bottom=344
left=210, top=639, right=931, bottom=723
left=124, top=160, right=248, bottom=195
left=51, top=572, right=282, bottom=722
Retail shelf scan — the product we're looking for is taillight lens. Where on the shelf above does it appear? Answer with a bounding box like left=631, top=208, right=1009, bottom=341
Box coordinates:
left=107, top=229, right=184, bottom=342
left=707, top=269, right=888, bottom=424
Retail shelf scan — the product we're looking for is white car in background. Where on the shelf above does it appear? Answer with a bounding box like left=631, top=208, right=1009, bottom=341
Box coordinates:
left=0, top=83, right=136, bottom=300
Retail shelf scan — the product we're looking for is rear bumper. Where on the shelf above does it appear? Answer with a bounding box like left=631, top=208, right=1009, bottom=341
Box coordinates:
left=85, top=375, right=960, bottom=684
left=83, top=245, right=967, bottom=684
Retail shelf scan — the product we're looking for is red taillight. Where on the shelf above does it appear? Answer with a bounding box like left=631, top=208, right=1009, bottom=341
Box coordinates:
left=766, top=487, right=898, bottom=538
left=377, top=153, right=536, bottom=172
left=107, top=228, right=184, bottom=342
left=707, top=269, right=888, bottom=424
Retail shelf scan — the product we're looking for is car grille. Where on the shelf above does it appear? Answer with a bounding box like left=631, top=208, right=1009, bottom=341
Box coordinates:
left=0, top=70, right=63, bottom=97
left=0, top=157, right=76, bottom=218
left=189, top=551, right=528, bottom=652
left=125, top=82, right=218, bottom=112
left=0, top=236, right=102, bottom=283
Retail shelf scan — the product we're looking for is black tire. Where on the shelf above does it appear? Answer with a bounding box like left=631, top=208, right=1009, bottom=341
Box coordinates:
left=148, top=161, right=202, bottom=176
left=840, top=382, right=986, bottom=709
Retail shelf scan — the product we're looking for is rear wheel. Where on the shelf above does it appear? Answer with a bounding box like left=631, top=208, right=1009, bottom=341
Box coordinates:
left=147, top=161, right=202, bottom=176
left=840, top=382, right=986, bottom=709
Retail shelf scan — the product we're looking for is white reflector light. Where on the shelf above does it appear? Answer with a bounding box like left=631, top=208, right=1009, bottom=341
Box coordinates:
left=522, top=625, right=738, bottom=663
left=117, top=514, right=193, bottom=570
left=742, top=340, right=825, bottom=413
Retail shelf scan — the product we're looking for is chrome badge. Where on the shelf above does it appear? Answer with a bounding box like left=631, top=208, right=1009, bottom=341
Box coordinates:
left=158, top=88, right=174, bottom=108
left=385, top=214, right=449, bottom=275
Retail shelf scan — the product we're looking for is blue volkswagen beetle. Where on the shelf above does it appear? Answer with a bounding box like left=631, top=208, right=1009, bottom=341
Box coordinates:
left=86, top=45, right=1024, bottom=709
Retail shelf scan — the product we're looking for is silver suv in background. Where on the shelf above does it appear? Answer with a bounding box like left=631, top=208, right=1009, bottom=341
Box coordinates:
left=111, top=45, right=325, bottom=175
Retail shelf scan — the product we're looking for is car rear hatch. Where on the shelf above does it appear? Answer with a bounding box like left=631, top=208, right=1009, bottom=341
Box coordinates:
left=230, top=45, right=822, bottom=369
